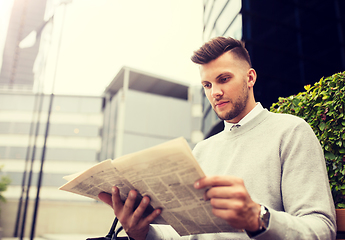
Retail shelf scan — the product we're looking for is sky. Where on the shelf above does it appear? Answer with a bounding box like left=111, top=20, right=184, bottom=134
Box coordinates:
left=0, top=0, right=204, bottom=96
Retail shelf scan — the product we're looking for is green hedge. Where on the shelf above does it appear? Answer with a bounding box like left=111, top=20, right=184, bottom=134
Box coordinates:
left=0, top=165, right=11, bottom=213
left=270, top=71, right=345, bottom=209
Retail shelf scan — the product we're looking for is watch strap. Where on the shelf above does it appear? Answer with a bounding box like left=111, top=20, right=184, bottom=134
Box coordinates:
left=246, top=205, right=270, bottom=238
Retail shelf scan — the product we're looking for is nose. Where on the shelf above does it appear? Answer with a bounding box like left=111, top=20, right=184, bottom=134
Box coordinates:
left=211, top=84, right=223, bottom=98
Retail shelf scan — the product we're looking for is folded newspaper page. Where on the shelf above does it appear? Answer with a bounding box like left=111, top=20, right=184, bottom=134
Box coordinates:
left=59, top=137, right=240, bottom=236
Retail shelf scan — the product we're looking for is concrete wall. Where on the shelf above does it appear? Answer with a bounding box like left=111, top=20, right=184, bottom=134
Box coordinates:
left=1, top=199, right=114, bottom=238
left=122, top=89, right=191, bottom=155
left=101, top=88, right=193, bottom=160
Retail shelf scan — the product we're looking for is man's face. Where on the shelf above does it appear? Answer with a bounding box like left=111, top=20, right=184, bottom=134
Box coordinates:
left=199, top=51, right=255, bottom=123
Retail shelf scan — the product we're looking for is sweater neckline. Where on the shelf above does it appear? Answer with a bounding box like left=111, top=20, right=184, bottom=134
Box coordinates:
left=223, top=103, right=264, bottom=131
left=221, top=109, right=270, bottom=138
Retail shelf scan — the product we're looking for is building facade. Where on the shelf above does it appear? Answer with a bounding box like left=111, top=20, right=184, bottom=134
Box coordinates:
left=201, top=0, right=345, bottom=137
left=0, top=93, right=103, bottom=200
left=0, top=0, right=47, bottom=91
left=101, top=66, right=200, bottom=161
left=0, top=92, right=109, bottom=237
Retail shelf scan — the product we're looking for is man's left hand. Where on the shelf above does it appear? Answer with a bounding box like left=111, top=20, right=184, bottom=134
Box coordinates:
left=194, top=175, right=261, bottom=232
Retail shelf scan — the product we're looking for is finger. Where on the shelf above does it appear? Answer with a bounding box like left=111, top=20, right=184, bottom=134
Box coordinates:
left=209, top=197, right=244, bottom=210
left=131, top=196, right=151, bottom=225
left=205, top=186, right=247, bottom=200
left=121, top=189, right=137, bottom=217
left=140, top=208, right=162, bottom=228
left=195, top=176, right=242, bottom=189
left=112, top=186, right=125, bottom=214
left=98, top=192, right=113, bottom=207
left=212, top=207, right=236, bottom=220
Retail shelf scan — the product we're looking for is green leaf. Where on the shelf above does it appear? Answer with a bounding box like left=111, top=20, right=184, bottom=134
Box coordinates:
left=292, top=98, right=300, bottom=107
left=337, top=140, right=343, bottom=147
left=339, top=149, right=345, bottom=154
left=338, top=203, right=345, bottom=209
left=319, top=122, right=326, bottom=131
left=325, top=152, right=336, bottom=160
left=323, top=101, right=335, bottom=106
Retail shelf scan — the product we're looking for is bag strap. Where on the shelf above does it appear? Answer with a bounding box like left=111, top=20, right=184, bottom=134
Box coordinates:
left=114, top=226, right=124, bottom=238
left=106, top=217, right=118, bottom=238
left=86, top=217, right=134, bottom=240
left=86, top=217, right=119, bottom=240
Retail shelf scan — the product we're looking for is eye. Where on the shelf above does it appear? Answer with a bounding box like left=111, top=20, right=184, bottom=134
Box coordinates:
left=220, top=77, right=229, bottom=82
left=202, top=83, right=211, bottom=89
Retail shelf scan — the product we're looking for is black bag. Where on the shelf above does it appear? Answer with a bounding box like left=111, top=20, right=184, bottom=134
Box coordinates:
left=86, top=217, right=128, bottom=240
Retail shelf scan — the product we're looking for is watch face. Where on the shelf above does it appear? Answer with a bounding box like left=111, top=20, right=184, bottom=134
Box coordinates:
left=261, top=205, right=270, bottom=229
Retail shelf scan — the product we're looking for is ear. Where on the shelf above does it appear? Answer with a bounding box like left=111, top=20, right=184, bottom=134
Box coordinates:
left=247, top=68, right=257, bottom=88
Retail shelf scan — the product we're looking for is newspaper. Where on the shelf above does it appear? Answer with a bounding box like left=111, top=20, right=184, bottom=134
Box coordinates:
left=59, top=137, right=240, bottom=236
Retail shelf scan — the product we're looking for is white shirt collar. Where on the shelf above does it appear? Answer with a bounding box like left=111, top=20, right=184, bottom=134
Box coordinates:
left=224, top=103, right=264, bottom=131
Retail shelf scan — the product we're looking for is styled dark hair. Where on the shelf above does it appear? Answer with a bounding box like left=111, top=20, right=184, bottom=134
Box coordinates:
left=191, top=36, right=252, bottom=67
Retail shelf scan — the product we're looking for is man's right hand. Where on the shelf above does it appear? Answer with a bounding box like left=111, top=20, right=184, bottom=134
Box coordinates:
left=98, top=186, right=161, bottom=240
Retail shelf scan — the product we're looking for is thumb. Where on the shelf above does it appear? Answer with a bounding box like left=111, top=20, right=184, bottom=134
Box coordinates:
left=98, top=192, right=113, bottom=207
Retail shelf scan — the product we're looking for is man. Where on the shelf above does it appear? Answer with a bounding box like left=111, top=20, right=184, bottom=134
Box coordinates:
left=99, top=36, right=336, bottom=239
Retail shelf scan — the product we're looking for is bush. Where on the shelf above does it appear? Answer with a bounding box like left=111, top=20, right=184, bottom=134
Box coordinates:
left=270, top=71, right=345, bottom=209
left=0, top=166, right=10, bottom=204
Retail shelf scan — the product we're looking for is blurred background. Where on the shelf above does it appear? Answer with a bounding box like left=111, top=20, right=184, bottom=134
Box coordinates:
left=0, top=0, right=344, bottom=239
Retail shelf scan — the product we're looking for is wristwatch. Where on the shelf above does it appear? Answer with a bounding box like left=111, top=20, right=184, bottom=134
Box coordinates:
left=246, top=205, right=270, bottom=238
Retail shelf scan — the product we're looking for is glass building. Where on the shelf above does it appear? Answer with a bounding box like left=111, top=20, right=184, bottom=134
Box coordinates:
left=0, top=0, right=47, bottom=91
left=201, top=0, right=345, bottom=137
left=0, top=93, right=103, bottom=199
left=0, top=92, right=105, bottom=237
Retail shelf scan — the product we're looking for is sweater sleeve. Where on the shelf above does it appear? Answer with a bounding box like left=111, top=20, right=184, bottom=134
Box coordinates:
left=254, top=119, right=336, bottom=240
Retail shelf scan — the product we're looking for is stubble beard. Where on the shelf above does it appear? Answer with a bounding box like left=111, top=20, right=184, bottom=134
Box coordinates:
left=214, top=84, right=249, bottom=122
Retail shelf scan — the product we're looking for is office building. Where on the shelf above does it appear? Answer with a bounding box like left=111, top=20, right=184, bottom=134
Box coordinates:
left=0, top=92, right=110, bottom=237
left=101, top=66, right=198, bottom=160
left=0, top=0, right=47, bottom=91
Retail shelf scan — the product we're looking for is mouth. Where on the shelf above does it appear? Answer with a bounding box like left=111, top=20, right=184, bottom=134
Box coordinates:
left=215, top=101, right=229, bottom=108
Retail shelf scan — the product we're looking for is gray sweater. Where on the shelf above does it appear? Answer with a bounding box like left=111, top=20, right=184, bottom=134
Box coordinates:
left=147, top=110, right=336, bottom=239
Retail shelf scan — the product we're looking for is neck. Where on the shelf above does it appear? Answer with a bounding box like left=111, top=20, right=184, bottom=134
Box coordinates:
left=226, top=98, right=256, bottom=124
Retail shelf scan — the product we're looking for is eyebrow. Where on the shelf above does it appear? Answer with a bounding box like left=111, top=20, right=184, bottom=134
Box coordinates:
left=201, top=71, right=233, bottom=83
left=215, top=72, right=232, bottom=80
